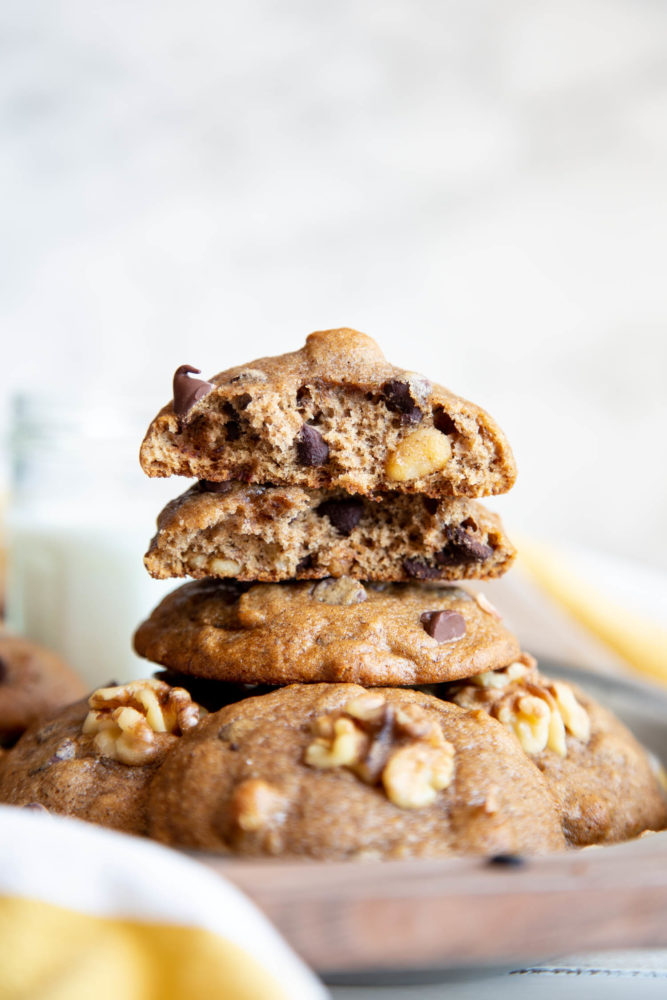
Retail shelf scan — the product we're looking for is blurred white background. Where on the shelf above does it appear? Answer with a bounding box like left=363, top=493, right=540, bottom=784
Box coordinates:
left=1, top=0, right=666, bottom=569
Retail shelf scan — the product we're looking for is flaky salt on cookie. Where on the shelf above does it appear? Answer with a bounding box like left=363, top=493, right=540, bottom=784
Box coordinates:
left=140, top=329, right=516, bottom=499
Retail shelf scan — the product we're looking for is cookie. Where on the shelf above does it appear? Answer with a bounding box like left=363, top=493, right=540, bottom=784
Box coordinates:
left=445, top=655, right=667, bottom=846
left=144, top=481, right=516, bottom=583
left=0, top=632, right=87, bottom=746
left=147, top=683, right=566, bottom=859
left=134, top=578, right=521, bottom=686
left=139, top=328, right=516, bottom=499
left=0, top=679, right=204, bottom=835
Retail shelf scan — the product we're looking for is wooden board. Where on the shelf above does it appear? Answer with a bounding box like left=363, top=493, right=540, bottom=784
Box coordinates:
left=201, top=833, right=667, bottom=975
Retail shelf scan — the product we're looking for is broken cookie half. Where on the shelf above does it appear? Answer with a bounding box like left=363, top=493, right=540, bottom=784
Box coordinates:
left=144, top=481, right=515, bottom=583
left=139, top=328, right=517, bottom=499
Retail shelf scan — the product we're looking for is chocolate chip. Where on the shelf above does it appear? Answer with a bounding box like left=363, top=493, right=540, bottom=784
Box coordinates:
left=433, top=407, right=457, bottom=435
left=0, top=657, right=7, bottom=684
left=317, top=498, right=364, bottom=536
left=199, top=480, right=233, bottom=493
left=225, top=420, right=241, bottom=441
left=436, top=525, right=493, bottom=564
left=296, top=424, right=329, bottom=466
left=487, top=853, right=526, bottom=868
left=296, top=554, right=315, bottom=572
left=173, top=365, right=214, bottom=418
left=382, top=380, right=423, bottom=424
left=420, top=610, right=466, bottom=642
left=423, top=497, right=439, bottom=516
left=403, top=558, right=442, bottom=580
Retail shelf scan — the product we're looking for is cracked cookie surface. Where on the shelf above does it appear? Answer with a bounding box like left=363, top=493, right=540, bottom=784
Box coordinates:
left=147, top=683, right=565, bottom=859
left=133, top=578, right=521, bottom=686
left=139, top=328, right=516, bottom=498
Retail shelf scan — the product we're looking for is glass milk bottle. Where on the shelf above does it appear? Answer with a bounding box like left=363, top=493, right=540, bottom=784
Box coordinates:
left=6, top=394, right=174, bottom=689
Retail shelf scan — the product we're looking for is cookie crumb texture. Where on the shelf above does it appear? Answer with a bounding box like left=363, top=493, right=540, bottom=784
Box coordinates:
left=133, top=578, right=521, bottom=686
left=145, top=483, right=516, bottom=583
left=147, top=684, right=566, bottom=859
left=139, top=329, right=516, bottom=498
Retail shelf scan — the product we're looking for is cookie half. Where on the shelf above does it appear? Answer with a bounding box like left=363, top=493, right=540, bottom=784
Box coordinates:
left=144, top=481, right=516, bottom=584
left=133, top=578, right=521, bottom=686
left=147, top=683, right=566, bottom=859
left=0, top=679, right=204, bottom=835
left=444, top=655, right=667, bottom=846
left=0, top=632, right=86, bottom=746
left=140, top=328, right=516, bottom=499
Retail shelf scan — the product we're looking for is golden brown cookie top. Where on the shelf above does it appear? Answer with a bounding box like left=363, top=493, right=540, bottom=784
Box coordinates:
left=133, top=578, right=521, bottom=686
left=139, top=328, right=516, bottom=498
left=445, top=657, right=667, bottom=846
left=147, top=682, right=566, bottom=859
left=0, top=679, right=206, bottom=835
left=0, top=632, right=86, bottom=746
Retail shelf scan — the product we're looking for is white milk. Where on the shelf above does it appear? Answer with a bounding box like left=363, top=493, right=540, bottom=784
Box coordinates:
left=6, top=393, right=177, bottom=690
left=7, top=509, right=174, bottom=689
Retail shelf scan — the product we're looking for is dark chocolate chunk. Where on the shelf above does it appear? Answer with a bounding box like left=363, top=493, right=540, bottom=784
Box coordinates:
left=433, top=407, right=457, bottom=435
left=403, top=558, right=442, bottom=580
left=487, top=853, right=526, bottom=868
left=317, top=498, right=364, bottom=536
left=382, top=380, right=423, bottom=424
left=0, top=656, right=7, bottom=684
left=173, top=365, right=214, bottom=418
left=225, top=420, right=241, bottom=441
left=296, top=554, right=315, bottom=573
left=420, top=610, right=466, bottom=642
left=436, top=525, right=493, bottom=564
left=296, top=424, right=329, bottom=466
left=423, top=497, right=439, bottom=516
left=198, top=480, right=233, bottom=494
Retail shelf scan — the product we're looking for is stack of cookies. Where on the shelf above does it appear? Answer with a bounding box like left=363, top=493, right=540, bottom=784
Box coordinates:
left=1, top=329, right=664, bottom=858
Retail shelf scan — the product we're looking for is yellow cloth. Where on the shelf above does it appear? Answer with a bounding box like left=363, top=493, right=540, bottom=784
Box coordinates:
left=0, top=897, right=287, bottom=1000
left=518, top=541, right=667, bottom=686
left=0, top=808, right=327, bottom=1000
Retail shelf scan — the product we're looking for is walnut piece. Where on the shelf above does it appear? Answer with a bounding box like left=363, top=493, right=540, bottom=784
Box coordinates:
left=311, top=577, right=367, bottom=605
left=231, top=779, right=286, bottom=832
left=82, top=679, right=202, bottom=766
left=493, top=679, right=590, bottom=757
left=385, top=427, right=451, bottom=482
left=305, top=694, right=455, bottom=809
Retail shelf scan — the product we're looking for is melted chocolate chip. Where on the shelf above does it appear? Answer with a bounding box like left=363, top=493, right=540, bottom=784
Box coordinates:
left=296, top=554, right=315, bottom=573
left=198, top=480, right=233, bottom=493
left=382, top=380, right=423, bottom=424
left=403, top=558, right=442, bottom=580
left=225, top=420, right=241, bottom=441
left=317, top=498, right=364, bottom=536
left=436, top=525, right=493, bottom=564
left=423, top=497, right=439, bottom=516
left=433, top=407, right=457, bottom=435
left=296, top=424, right=329, bottom=466
left=173, top=365, right=214, bottom=418
left=420, top=610, right=466, bottom=642
left=487, top=853, right=526, bottom=868
left=0, top=657, right=7, bottom=684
